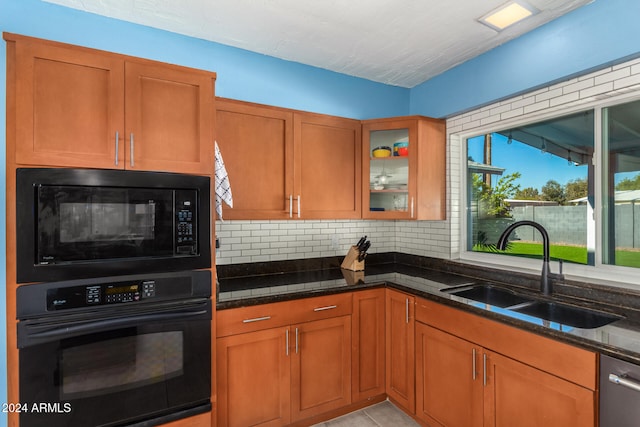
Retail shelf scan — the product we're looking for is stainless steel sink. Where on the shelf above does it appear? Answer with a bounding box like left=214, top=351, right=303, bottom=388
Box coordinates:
left=443, top=283, right=622, bottom=329
left=443, top=284, right=534, bottom=308
left=512, top=300, right=622, bottom=329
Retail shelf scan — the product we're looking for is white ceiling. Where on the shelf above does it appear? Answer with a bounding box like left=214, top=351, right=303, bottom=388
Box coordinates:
left=43, top=0, right=593, bottom=88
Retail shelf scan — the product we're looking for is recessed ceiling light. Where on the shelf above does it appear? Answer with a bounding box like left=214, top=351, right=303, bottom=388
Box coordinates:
left=479, top=0, right=539, bottom=31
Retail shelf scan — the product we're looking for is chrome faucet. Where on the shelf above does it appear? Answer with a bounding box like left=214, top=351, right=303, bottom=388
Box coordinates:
left=496, top=220, right=562, bottom=296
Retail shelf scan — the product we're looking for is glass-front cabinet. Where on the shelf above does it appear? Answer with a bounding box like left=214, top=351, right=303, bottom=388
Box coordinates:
left=362, top=116, right=446, bottom=220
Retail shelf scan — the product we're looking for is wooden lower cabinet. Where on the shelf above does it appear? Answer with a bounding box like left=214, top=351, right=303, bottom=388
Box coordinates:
left=352, top=288, right=386, bottom=402
left=416, top=323, right=482, bottom=427
left=415, top=298, right=597, bottom=427
left=217, top=326, right=291, bottom=427
left=486, top=351, right=595, bottom=427
left=216, top=316, right=351, bottom=426
left=386, top=289, right=415, bottom=413
left=291, top=316, right=352, bottom=421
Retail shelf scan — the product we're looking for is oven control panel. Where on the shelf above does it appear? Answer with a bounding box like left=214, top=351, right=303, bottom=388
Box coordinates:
left=47, top=279, right=158, bottom=311
left=17, top=271, right=209, bottom=318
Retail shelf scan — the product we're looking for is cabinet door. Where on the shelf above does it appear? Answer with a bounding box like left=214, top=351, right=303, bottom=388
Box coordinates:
left=217, top=327, right=291, bottom=427
left=485, top=351, right=595, bottom=427
left=125, top=61, right=214, bottom=174
left=415, top=118, right=446, bottom=220
left=216, top=99, right=294, bottom=219
left=352, top=288, right=385, bottom=402
left=362, top=116, right=446, bottom=220
left=291, top=316, right=351, bottom=421
left=363, top=120, right=417, bottom=219
left=12, top=37, right=125, bottom=168
left=386, top=289, right=415, bottom=413
left=415, top=323, right=483, bottom=427
left=294, top=112, right=362, bottom=219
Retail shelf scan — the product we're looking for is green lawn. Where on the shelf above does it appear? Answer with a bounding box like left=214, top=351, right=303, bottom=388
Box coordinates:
left=474, top=241, right=640, bottom=268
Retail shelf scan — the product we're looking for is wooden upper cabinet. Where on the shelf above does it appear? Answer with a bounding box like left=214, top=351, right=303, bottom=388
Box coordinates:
left=294, top=112, right=361, bottom=219
left=362, top=116, right=446, bottom=220
left=216, top=98, right=361, bottom=219
left=10, top=34, right=125, bottom=169
left=6, top=33, right=215, bottom=174
left=216, top=99, right=294, bottom=219
left=124, top=61, right=214, bottom=174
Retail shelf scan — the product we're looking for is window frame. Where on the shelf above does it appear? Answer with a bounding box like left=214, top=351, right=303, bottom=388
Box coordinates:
left=455, top=91, right=640, bottom=289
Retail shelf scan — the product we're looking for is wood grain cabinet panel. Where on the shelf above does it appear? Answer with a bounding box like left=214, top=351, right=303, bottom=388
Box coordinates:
left=385, top=289, right=415, bottom=413
left=294, top=112, right=361, bottom=219
left=6, top=33, right=215, bottom=174
left=415, top=297, right=597, bottom=427
left=216, top=98, right=361, bottom=219
left=216, top=99, right=294, bottom=219
left=351, top=288, right=386, bottom=402
left=216, top=294, right=353, bottom=426
left=291, top=315, right=352, bottom=421
left=217, top=327, right=291, bottom=427
left=416, top=323, right=483, bottom=427
left=485, top=351, right=595, bottom=427
left=124, top=61, right=214, bottom=174
left=11, top=35, right=125, bottom=169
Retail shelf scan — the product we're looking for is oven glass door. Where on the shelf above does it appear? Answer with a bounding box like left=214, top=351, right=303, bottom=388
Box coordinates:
left=36, top=185, right=181, bottom=265
left=19, top=301, right=211, bottom=427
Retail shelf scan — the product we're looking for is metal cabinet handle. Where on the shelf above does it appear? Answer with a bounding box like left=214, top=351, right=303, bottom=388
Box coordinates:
left=411, top=197, right=415, bottom=218
left=313, top=305, right=337, bottom=312
left=289, top=195, right=293, bottom=218
left=242, top=316, right=271, bottom=323
left=130, top=133, right=135, bottom=167
left=115, top=131, right=119, bottom=166
left=472, top=348, right=477, bottom=380
left=297, top=195, right=301, bottom=218
left=405, top=298, right=410, bottom=324
left=295, top=327, right=299, bottom=354
left=483, top=353, right=488, bottom=386
left=286, top=329, right=289, bottom=356
left=609, top=374, right=640, bottom=393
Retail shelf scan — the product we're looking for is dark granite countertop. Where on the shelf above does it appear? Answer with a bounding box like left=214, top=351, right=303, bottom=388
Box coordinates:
left=217, top=253, right=640, bottom=365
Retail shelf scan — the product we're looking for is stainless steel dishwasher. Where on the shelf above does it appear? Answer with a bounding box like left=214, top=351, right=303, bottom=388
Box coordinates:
left=600, top=354, right=640, bottom=426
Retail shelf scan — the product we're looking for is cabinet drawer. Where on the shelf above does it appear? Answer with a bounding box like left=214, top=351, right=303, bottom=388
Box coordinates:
left=217, top=293, right=353, bottom=337
left=290, top=293, right=353, bottom=324
left=217, top=301, right=292, bottom=337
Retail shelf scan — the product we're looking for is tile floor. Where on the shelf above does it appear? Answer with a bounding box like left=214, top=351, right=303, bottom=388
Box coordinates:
left=312, top=401, right=420, bottom=427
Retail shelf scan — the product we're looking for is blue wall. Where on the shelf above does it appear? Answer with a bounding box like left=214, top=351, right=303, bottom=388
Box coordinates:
left=2, top=0, right=640, bottom=425
left=411, top=0, right=640, bottom=118
left=1, top=0, right=410, bottom=120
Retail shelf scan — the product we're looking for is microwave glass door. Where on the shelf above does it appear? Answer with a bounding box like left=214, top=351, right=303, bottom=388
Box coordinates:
left=36, top=185, right=186, bottom=264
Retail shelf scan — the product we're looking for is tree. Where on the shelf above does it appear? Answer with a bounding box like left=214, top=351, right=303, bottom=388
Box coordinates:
left=616, top=173, right=640, bottom=191
left=473, top=172, right=522, bottom=217
left=565, top=178, right=588, bottom=202
left=541, top=180, right=566, bottom=205
left=515, top=187, right=540, bottom=200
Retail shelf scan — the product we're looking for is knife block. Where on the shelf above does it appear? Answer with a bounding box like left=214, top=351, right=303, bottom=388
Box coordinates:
left=341, top=245, right=365, bottom=271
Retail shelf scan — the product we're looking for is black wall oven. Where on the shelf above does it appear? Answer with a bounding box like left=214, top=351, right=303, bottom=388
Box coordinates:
left=16, top=168, right=211, bottom=283
left=17, top=270, right=212, bottom=427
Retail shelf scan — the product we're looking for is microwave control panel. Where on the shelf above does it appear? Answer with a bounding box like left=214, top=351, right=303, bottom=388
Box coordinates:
left=175, top=190, right=198, bottom=255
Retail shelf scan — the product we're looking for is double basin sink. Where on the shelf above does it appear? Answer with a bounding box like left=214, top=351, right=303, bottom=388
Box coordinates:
left=442, top=283, right=622, bottom=329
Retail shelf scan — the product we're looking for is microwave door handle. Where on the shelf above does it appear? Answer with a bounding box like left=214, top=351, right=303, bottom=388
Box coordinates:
left=19, top=309, right=208, bottom=348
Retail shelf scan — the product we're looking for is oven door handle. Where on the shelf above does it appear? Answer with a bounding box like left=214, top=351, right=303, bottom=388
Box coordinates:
left=19, top=309, right=209, bottom=348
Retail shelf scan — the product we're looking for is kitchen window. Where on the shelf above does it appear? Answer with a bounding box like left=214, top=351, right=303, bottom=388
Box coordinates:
left=602, top=98, right=640, bottom=268
left=462, top=95, right=640, bottom=283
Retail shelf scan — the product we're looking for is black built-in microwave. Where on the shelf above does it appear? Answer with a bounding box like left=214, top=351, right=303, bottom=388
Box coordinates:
left=16, top=168, right=211, bottom=283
